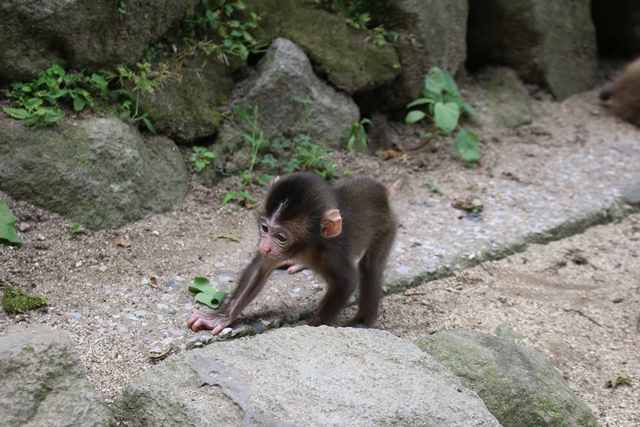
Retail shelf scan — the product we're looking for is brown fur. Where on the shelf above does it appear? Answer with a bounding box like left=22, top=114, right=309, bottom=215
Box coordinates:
left=600, top=59, right=640, bottom=127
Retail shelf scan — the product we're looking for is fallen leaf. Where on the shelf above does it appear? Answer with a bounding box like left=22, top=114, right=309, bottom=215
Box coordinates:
left=115, top=236, right=132, bottom=247
left=215, top=232, right=242, bottom=242
left=607, top=373, right=631, bottom=388
left=382, top=150, right=398, bottom=160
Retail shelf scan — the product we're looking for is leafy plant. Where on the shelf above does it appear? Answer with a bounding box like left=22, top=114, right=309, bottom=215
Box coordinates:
left=2, top=63, right=109, bottom=126
left=2, top=1, right=264, bottom=131
left=405, top=67, right=480, bottom=162
left=102, top=62, right=171, bottom=133
left=178, top=0, right=263, bottom=63
left=284, top=134, right=338, bottom=179
left=189, top=146, right=216, bottom=172
left=313, top=0, right=408, bottom=47
left=68, top=222, right=86, bottom=240
left=2, top=286, right=47, bottom=314
left=221, top=105, right=267, bottom=204
left=347, top=118, right=372, bottom=152
left=0, top=200, right=22, bottom=246
left=223, top=103, right=339, bottom=205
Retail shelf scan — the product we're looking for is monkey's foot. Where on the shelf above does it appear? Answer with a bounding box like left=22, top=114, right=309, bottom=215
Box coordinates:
left=276, top=259, right=306, bottom=274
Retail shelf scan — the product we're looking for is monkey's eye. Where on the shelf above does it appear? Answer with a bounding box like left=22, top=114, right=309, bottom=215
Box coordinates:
left=260, top=224, right=268, bottom=234
left=275, top=233, right=287, bottom=244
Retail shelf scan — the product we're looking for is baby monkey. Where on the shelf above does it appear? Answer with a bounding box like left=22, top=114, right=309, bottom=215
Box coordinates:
left=188, top=172, right=403, bottom=335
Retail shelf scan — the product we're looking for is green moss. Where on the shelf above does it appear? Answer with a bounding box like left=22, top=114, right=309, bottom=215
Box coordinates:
left=2, top=285, right=47, bottom=314
left=245, top=0, right=400, bottom=92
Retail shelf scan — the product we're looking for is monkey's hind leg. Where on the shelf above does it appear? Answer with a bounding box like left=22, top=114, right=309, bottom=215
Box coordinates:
left=350, top=228, right=396, bottom=327
left=309, top=262, right=358, bottom=327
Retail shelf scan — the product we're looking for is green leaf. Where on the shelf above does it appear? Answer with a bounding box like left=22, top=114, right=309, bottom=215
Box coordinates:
left=73, top=96, right=85, bottom=112
left=188, top=276, right=213, bottom=293
left=235, top=106, right=252, bottom=125
left=453, top=128, right=480, bottom=162
left=405, top=110, right=427, bottom=124
left=221, top=192, right=238, bottom=205
left=91, top=73, right=108, bottom=86
left=194, top=290, right=228, bottom=309
left=25, top=98, right=44, bottom=109
left=142, top=117, right=156, bottom=134
left=42, top=108, right=65, bottom=124
left=433, top=102, right=460, bottom=134
left=443, top=94, right=478, bottom=116
left=237, top=191, right=255, bottom=202
left=2, top=107, right=30, bottom=120
left=425, top=67, right=448, bottom=96
left=0, top=200, right=22, bottom=246
left=49, top=63, right=66, bottom=77
left=442, top=70, right=461, bottom=95
left=406, top=98, right=434, bottom=109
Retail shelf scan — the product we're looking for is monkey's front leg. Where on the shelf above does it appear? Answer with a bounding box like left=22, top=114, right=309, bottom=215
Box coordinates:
left=187, top=254, right=277, bottom=335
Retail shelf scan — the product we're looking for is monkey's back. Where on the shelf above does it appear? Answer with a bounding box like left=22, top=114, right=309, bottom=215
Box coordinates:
left=334, top=178, right=398, bottom=257
left=602, top=59, right=640, bottom=127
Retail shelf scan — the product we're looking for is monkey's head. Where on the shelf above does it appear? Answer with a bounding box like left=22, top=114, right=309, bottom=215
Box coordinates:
left=258, top=173, right=342, bottom=260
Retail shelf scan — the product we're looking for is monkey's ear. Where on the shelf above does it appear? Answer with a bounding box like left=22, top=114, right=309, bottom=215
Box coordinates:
left=321, top=209, right=342, bottom=238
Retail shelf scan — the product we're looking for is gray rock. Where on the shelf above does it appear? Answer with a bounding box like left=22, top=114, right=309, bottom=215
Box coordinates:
left=494, top=323, right=525, bottom=343
left=222, top=38, right=360, bottom=148
left=415, top=329, right=598, bottom=427
left=0, top=324, right=115, bottom=427
left=374, top=0, right=469, bottom=110
left=142, top=52, right=245, bottom=143
left=467, top=0, right=597, bottom=100
left=0, top=117, right=188, bottom=229
left=467, top=67, right=533, bottom=129
left=246, top=0, right=401, bottom=94
left=114, top=326, right=501, bottom=427
left=624, top=183, right=640, bottom=206
left=0, top=0, right=198, bottom=81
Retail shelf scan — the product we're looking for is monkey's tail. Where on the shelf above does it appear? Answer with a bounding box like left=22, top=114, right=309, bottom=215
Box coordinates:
left=388, top=177, right=406, bottom=199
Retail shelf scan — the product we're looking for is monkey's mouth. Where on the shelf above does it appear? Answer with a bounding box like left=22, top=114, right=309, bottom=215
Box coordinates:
left=261, top=251, right=284, bottom=261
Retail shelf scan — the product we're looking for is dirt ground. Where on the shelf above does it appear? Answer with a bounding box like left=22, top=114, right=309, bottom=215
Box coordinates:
left=1, top=81, right=639, bottom=426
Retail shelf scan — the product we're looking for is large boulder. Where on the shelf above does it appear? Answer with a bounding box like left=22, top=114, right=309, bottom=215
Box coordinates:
left=0, top=0, right=197, bottom=82
left=0, top=324, right=115, bottom=427
left=416, top=329, right=599, bottom=427
left=246, top=0, right=401, bottom=94
left=467, top=0, right=597, bottom=100
left=0, top=117, right=189, bottom=229
left=219, top=38, right=360, bottom=149
left=114, top=326, right=501, bottom=426
left=142, top=53, right=245, bottom=143
left=466, top=67, right=533, bottom=129
left=370, top=0, right=469, bottom=111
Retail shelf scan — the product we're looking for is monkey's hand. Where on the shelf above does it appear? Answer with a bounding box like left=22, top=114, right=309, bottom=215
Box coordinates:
left=187, top=310, right=233, bottom=335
